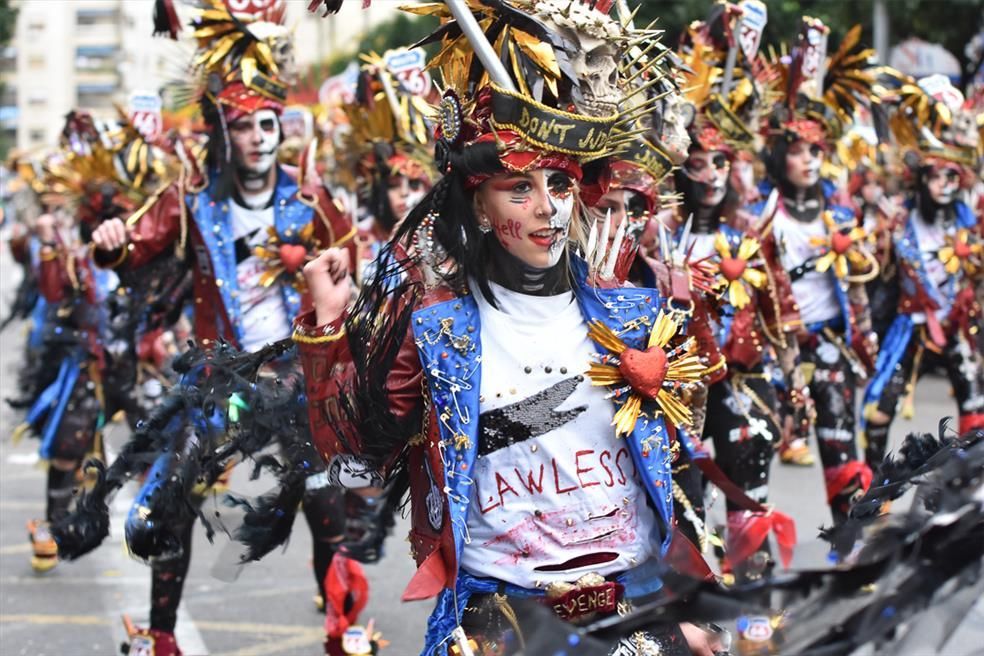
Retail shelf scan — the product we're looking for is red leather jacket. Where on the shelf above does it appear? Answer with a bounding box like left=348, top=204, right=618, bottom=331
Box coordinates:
left=295, top=283, right=458, bottom=602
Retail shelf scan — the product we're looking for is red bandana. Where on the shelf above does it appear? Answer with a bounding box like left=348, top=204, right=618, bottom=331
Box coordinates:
left=463, top=131, right=582, bottom=190
left=216, top=82, right=284, bottom=124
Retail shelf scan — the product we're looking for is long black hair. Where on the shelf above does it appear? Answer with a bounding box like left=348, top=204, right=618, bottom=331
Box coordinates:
left=915, top=162, right=957, bottom=224
left=365, top=143, right=401, bottom=234
left=329, top=140, right=504, bottom=488
left=762, top=135, right=823, bottom=203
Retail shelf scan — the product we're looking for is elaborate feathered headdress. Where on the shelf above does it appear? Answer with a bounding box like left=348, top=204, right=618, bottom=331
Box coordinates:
left=885, top=74, right=980, bottom=171
left=403, top=0, right=676, bottom=183
left=160, top=0, right=294, bottom=121
left=339, top=49, right=437, bottom=186
left=676, top=0, right=776, bottom=153
left=42, top=110, right=177, bottom=222
left=762, top=20, right=883, bottom=143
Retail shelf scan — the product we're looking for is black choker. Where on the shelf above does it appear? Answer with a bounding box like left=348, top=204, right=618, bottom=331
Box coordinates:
left=484, top=236, right=571, bottom=298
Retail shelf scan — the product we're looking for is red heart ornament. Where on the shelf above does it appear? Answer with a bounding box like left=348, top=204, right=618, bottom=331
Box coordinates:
left=830, top=231, right=853, bottom=255
left=279, top=244, right=308, bottom=274
left=618, top=346, right=669, bottom=401
left=954, top=238, right=971, bottom=259
left=719, top=257, right=747, bottom=282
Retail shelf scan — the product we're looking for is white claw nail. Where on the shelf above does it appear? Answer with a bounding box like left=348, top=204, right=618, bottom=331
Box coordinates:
left=602, top=213, right=626, bottom=280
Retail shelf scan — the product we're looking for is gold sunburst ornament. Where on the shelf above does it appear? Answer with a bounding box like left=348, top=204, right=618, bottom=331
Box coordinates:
left=587, top=311, right=710, bottom=437
left=938, top=228, right=982, bottom=277
left=810, top=211, right=876, bottom=281
left=710, top=232, right=767, bottom=310
left=254, top=223, right=319, bottom=292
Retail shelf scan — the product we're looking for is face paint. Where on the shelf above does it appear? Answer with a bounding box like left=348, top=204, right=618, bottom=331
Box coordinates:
left=230, top=108, right=280, bottom=178
left=387, top=174, right=429, bottom=223
left=784, top=140, right=823, bottom=190
left=476, top=168, right=577, bottom=269
left=925, top=165, right=961, bottom=206
left=684, top=149, right=731, bottom=207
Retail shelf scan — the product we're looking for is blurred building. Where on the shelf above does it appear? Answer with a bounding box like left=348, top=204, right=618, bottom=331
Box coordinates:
left=1, top=0, right=394, bottom=155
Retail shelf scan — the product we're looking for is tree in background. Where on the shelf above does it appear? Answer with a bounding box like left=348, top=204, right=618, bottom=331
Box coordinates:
left=0, top=0, right=18, bottom=159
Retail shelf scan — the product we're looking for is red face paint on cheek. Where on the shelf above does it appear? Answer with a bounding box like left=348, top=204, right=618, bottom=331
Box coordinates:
left=493, top=218, right=523, bottom=250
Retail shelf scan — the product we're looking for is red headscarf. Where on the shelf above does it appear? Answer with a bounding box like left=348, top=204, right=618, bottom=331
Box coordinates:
left=215, top=82, right=284, bottom=124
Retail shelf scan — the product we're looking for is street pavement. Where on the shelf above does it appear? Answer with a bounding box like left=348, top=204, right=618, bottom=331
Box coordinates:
left=0, top=236, right=979, bottom=655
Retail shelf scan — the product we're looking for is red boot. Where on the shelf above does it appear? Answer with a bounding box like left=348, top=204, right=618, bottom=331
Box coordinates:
left=121, top=615, right=182, bottom=656
left=27, top=519, right=58, bottom=573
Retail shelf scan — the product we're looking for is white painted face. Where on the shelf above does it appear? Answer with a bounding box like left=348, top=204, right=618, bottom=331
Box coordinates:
left=386, top=174, right=429, bottom=223
left=785, top=140, right=824, bottom=190
left=475, top=167, right=577, bottom=269
left=925, top=164, right=961, bottom=206
left=229, top=109, right=281, bottom=176
left=683, top=150, right=731, bottom=207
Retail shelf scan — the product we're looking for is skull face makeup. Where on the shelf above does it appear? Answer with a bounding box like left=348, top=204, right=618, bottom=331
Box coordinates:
left=229, top=109, right=281, bottom=181
left=684, top=150, right=731, bottom=208
left=784, top=140, right=824, bottom=190
left=386, top=173, right=430, bottom=224
left=475, top=168, right=577, bottom=269
left=587, top=188, right=648, bottom=238
left=924, top=164, right=961, bottom=206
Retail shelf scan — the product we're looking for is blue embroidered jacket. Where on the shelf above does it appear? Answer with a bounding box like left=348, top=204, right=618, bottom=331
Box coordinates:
left=298, top=257, right=683, bottom=655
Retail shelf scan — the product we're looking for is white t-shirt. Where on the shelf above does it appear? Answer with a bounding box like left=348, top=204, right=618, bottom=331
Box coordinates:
left=460, top=281, right=657, bottom=588
left=682, top=232, right=718, bottom=262
left=772, top=207, right=841, bottom=325
left=910, top=208, right=949, bottom=289
left=230, top=199, right=292, bottom=352
left=909, top=208, right=950, bottom=325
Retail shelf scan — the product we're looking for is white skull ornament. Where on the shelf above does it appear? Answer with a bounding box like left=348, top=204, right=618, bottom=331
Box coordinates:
left=532, top=0, right=624, bottom=117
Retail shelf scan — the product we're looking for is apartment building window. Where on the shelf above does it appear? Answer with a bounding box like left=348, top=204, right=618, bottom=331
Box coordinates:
left=76, top=46, right=119, bottom=73
left=29, top=129, right=45, bottom=144
left=0, top=106, right=17, bottom=130
left=27, top=54, right=44, bottom=69
left=0, top=46, right=15, bottom=74
left=76, top=8, right=119, bottom=26
left=77, top=84, right=116, bottom=109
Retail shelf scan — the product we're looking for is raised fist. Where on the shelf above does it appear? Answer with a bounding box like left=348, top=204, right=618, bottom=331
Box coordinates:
left=304, top=247, right=351, bottom=325
left=91, top=218, right=128, bottom=252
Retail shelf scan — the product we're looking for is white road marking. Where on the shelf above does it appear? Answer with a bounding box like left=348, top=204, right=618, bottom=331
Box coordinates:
left=6, top=453, right=39, bottom=466
left=96, top=423, right=211, bottom=654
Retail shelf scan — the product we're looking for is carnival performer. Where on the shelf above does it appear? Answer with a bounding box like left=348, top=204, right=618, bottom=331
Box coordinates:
left=752, top=19, right=882, bottom=523
left=3, top=154, right=50, bottom=411
left=862, top=74, right=984, bottom=464
left=340, top=49, right=436, bottom=287
left=665, top=1, right=806, bottom=577
left=21, top=110, right=176, bottom=573
left=580, top=129, right=720, bottom=557
left=297, top=1, right=721, bottom=654
left=83, top=2, right=356, bottom=652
